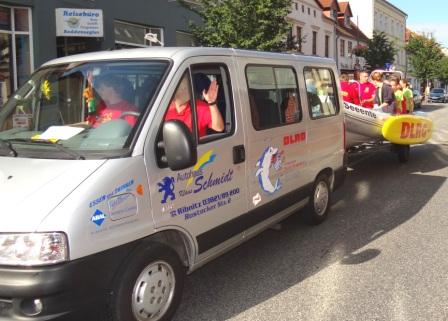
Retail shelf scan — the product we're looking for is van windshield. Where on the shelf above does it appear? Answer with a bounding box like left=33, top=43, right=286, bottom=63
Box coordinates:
left=0, top=60, right=168, bottom=159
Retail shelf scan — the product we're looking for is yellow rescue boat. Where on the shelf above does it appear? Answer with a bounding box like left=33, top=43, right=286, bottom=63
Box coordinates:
left=381, top=113, right=433, bottom=145
left=344, top=102, right=433, bottom=147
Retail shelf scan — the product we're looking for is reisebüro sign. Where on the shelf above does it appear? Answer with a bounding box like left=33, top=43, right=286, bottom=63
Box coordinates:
left=55, top=8, right=104, bottom=37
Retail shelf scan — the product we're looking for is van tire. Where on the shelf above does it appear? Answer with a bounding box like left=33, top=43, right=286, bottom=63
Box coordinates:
left=111, top=243, right=185, bottom=321
left=307, top=174, right=331, bottom=225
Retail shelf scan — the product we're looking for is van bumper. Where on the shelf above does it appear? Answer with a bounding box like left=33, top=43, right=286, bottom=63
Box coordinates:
left=0, top=241, right=137, bottom=321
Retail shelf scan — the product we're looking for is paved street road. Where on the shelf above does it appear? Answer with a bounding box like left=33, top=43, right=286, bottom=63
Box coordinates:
left=173, top=103, right=448, bottom=321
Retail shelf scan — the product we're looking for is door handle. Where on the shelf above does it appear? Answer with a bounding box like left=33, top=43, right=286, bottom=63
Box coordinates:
left=233, top=145, right=245, bottom=164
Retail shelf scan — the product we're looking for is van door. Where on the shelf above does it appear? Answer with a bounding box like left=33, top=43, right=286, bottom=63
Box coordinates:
left=147, top=57, right=248, bottom=257
left=240, top=61, right=310, bottom=227
left=302, top=66, right=344, bottom=175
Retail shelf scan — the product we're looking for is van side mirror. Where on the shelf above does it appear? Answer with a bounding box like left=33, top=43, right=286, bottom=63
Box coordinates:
left=162, top=120, right=197, bottom=171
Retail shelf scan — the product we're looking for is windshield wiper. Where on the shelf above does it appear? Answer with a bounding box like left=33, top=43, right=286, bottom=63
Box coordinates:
left=5, top=138, right=86, bottom=160
left=0, top=139, right=18, bottom=157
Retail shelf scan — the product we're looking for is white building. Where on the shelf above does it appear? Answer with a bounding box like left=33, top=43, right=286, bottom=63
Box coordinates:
left=288, top=0, right=336, bottom=58
left=334, top=1, right=369, bottom=75
left=287, top=0, right=368, bottom=77
left=347, top=0, right=407, bottom=72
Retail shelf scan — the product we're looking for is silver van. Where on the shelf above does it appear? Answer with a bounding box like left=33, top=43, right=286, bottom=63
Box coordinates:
left=0, top=48, right=346, bottom=321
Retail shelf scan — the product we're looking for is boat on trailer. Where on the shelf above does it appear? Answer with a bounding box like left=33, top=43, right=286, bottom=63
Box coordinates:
left=344, top=101, right=433, bottom=162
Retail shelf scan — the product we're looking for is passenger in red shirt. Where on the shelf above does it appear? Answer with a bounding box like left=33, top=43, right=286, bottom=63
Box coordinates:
left=340, top=74, right=360, bottom=105
left=164, top=75, right=224, bottom=137
left=87, top=75, right=139, bottom=128
left=358, top=71, right=377, bottom=108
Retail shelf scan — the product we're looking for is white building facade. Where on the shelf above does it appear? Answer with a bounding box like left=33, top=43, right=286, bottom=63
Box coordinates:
left=287, top=0, right=369, bottom=77
left=347, top=0, right=407, bottom=72
left=288, top=0, right=335, bottom=58
left=335, top=1, right=369, bottom=75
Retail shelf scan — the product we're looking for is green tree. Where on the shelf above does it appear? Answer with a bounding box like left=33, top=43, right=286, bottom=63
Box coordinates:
left=437, top=56, right=448, bottom=87
left=357, top=31, right=397, bottom=70
left=406, top=33, right=444, bottom=85
left=179, top=0, right=294, bottom=51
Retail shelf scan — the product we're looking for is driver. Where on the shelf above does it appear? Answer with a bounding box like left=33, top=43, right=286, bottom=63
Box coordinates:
left=87, top=75, right=139, bottom=128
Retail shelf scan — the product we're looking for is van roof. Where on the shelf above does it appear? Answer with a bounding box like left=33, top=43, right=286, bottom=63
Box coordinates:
left=43, top=47, right=336, bottom=66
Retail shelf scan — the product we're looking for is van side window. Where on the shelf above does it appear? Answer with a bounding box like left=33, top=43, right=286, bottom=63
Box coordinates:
left=163, top=64, right=233, bottom=143
left=246, top=65, right=301, bottom=130
left=191, top=64, right=234, bottom=143
left=304, top=67, right=339, bottom=119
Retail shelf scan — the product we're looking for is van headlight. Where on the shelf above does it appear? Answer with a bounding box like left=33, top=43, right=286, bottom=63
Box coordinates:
left=0, top=233, right=68, bottom=266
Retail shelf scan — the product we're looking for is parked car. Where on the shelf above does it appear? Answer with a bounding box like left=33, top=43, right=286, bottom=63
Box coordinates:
left=428, top=88, right=447, bottom=103
left=0, top=47, right=346, bottom=321
left=413, top=89, right=423, bottom=108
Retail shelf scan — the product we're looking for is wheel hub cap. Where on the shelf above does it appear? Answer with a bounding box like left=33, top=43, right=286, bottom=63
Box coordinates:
left=314, top=181, right=329, bottom=215
left=132, top=261, right=175, bottom=321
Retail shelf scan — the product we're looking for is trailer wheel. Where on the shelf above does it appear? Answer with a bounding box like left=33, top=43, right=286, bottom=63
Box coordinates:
left=112, top=243, right=185, bottom=321
left=397, top=145, right=410, bottom=163
left=307, top=174, right=332, bottom=225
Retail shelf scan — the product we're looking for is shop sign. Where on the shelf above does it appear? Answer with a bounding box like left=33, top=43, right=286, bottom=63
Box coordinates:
left=55, top=8, right=103, bottom=37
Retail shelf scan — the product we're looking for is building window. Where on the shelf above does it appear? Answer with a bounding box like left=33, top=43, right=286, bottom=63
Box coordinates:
left=340, top=39, right=345, bottom=57
left=308, top=7, right=310, bottom=15
left=332, top=8, right=337, bottom=20
left=296, top=26, right=303, bottom=52
left=57, top=37, right=102, bottom=59
left=0, top=5, right=33, bottom=104
left=295, top=2, right=298, bottom=10
left=348, top=41, right=352, bottom=55
left=314, top=10, right=316, bottom=17
left=176, top=31, right=194, bottom=46
left=302, top=4, right=305, bottom=12
left=114, top=20, right=164, bottom=48
left=312, top=31, right=317, bottom=55
left=325, top=35, right=329, bottom=57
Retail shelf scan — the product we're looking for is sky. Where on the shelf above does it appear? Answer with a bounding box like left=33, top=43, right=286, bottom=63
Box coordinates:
left=388, top=0, right=448, bottom=48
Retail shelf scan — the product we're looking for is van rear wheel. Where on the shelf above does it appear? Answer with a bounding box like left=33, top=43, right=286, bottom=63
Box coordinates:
left=112, top=243, right=185, bottom=321
left=307, top=174, right=331, bottom=225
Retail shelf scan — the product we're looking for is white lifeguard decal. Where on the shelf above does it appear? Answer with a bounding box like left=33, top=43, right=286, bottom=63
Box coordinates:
left=255, top=147, right=282, bottom=195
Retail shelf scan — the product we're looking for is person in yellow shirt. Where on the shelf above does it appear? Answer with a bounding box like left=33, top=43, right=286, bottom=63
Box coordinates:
left=400, top=79, right=414, bottom=113
left=390, top=78, right=404, bottom=114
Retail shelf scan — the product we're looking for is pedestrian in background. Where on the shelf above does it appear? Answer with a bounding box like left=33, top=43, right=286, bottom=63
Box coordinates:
left=340, top=73, right=360, bottom=105
left=400, top=79, right=414, bottom=113
left=372, top=72, right=395, bottom=113
left=358, top=70, right=376, bottom=108
left=424, top=84, right=431, bottom=103
left=390, top=78, right=405, bottom=114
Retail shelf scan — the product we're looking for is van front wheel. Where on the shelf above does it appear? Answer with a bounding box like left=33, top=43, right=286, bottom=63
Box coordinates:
left=112, top=243, right=185, bottom=321
left=307, top=174, right=331, bottom=225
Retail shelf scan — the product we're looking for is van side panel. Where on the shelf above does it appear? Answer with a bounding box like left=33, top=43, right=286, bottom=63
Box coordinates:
left=298, top=63, right=345, bottom=186
left=238, top=57, right=312, bottom=213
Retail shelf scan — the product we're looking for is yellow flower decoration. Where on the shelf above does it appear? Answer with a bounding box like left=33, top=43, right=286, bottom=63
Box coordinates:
left=41, top=80, right=51, bottom=100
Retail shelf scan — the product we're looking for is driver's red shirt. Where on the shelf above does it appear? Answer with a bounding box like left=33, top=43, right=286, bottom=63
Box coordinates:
left=87, top=100, right=139, bottom=128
